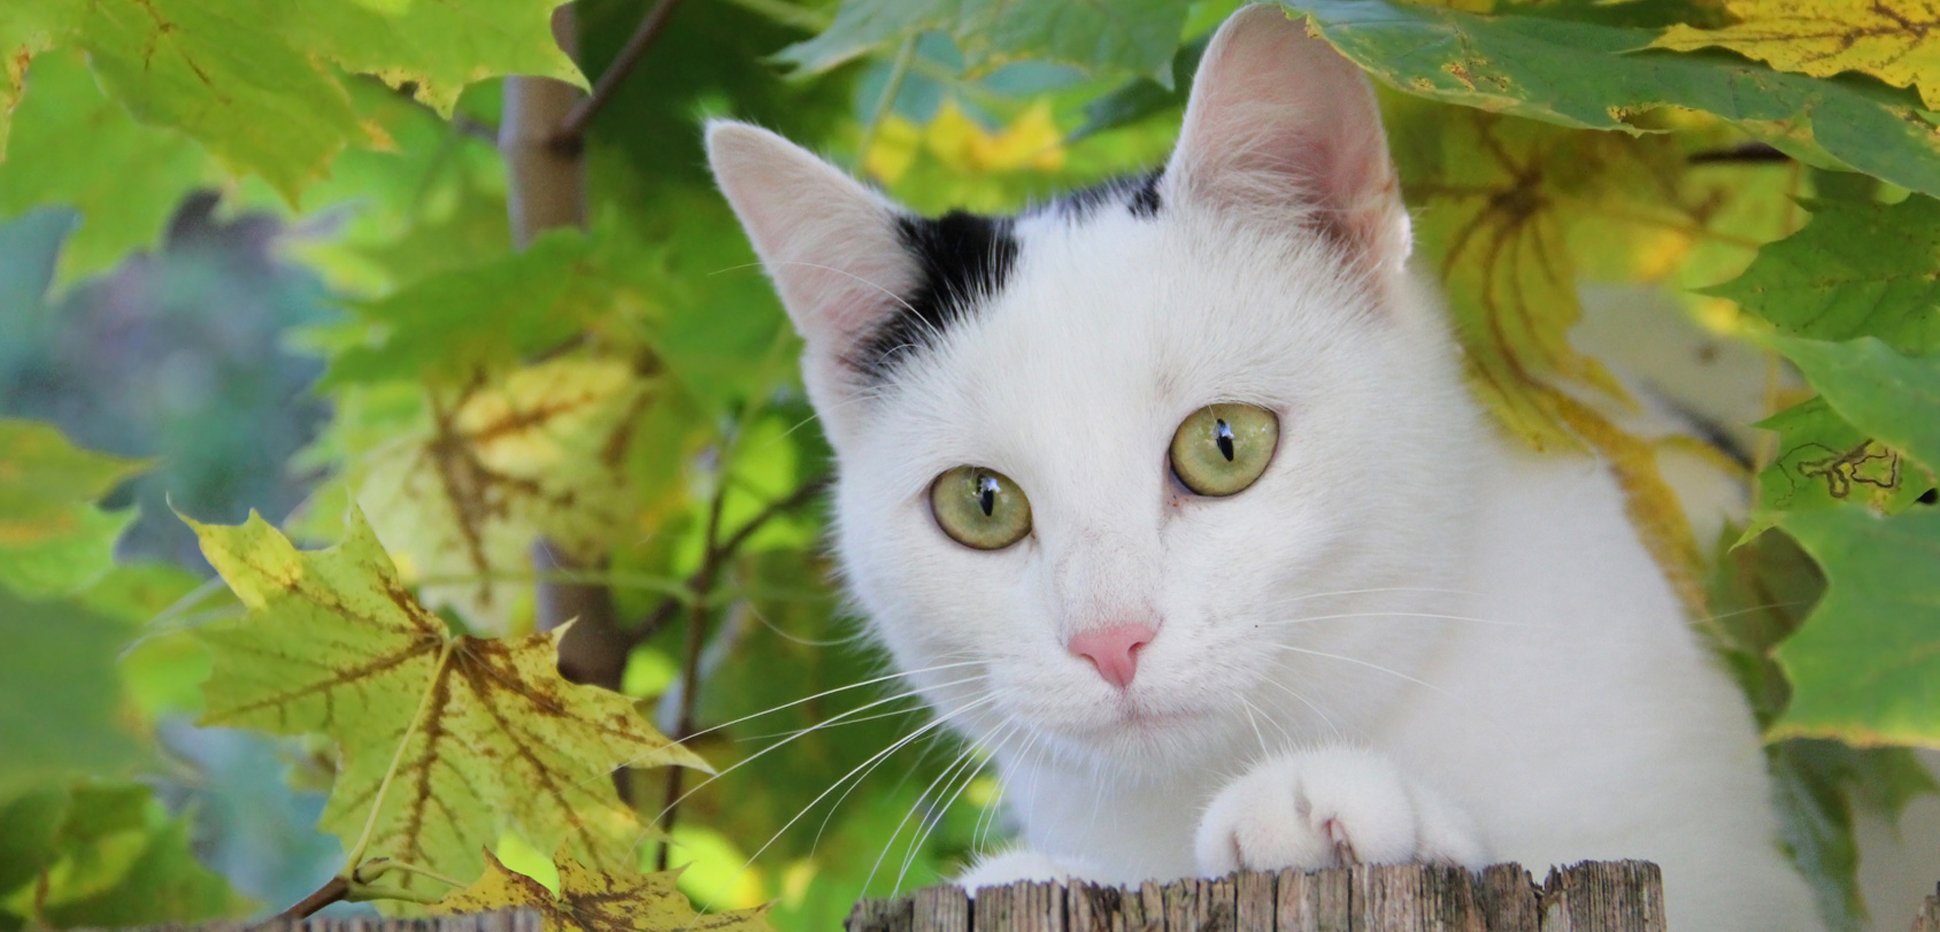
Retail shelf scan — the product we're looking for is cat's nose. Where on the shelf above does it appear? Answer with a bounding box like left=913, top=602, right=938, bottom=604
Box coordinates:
left=1068, top=624, right=1156, bottom=689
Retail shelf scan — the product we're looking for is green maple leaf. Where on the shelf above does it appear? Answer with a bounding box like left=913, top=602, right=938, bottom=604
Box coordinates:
left=1283, top=0, right=1940, bottom=203
left=1747, top=397, right=1933, bottom=536
left=1774, top=506, right=1940, bottom=747
left=76, top=0, right=370, bottom=202
left=0, top=418, right=148, bottom=597
left=778, top=0, right=1190, bottom=82
left=0, top=589, right=147, bottom=800
left=0, top=50, right=208, bottom=282
left=1711, top=196, right=1940, bottom=356
left=0, top=0, right=83, bottom=159
left=1768, top=335, right=1940, bottom=471
left=322, top=230, right=606, bottom=390
left=286, top=0, right=583, bottom=116
left=188, top=508, right=707, bottom=895
left=0, top=784, right=245, bottom=930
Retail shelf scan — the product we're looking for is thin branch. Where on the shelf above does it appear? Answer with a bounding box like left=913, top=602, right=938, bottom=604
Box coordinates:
left=279, top=876, right=350, bottom=921
left=625, top=474, right=830, bottom=650
left=553, top=0, right=687, bottom=151
left=656, top=479, right=731, bottom=870
left=719, top=474, right=831, bottom=560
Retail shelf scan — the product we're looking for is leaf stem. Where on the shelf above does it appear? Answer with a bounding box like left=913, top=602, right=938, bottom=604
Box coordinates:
left=553, top=0, right=687, bottom=149
left=356, top=859, right=469, bottom=889
left=347, top=883, right=451, bottom=907
left=344, top=640, right=457, bottom=870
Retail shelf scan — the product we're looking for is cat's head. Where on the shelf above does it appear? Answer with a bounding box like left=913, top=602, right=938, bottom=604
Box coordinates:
left=708, top=5, right=1481, bottom=774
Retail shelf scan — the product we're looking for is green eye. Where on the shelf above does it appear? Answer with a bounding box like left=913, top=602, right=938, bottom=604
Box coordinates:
left=930, top=466, right=1033, bottom=550
left=1170, top=404, right=1279, bottom=497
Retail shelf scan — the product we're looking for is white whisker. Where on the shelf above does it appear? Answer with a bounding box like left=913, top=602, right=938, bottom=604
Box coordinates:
left=688, top=692, right=1005, bottom=927
left=1275, top=644, right=1449, bottom=696
left=685, top=659, right=983, bottom=741
left=1261, top=610, right=1530, bottom=628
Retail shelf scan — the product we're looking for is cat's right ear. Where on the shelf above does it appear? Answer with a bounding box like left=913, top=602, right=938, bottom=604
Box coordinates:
left=706, top=121, right=914, bottom=399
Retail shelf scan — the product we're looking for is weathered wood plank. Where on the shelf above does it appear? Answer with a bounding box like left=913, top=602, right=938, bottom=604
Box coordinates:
left=1275, top=867, right=1350, bottom=932
left=848, top=895, right=914, bottom=932
left=914, top=884, right=971, bottom=932
left=843, top=861, right=1728, bottom=932
left=1235, top=870, right=1276, bottom=932
left=1535, top=861, right=1663, bottom=932
left=1475, top=864, right=1539, bottom=932
left=1351, top=863, right=1484, bottom=932
left=1138, top=880, right=1165, bottom=932
left=1911, top=884, right=1939, bottom=932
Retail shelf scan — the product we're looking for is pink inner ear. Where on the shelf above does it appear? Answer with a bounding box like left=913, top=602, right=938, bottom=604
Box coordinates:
left=1166, top=6, right=1407, bottom=259
left=706, top=121, right=917, bottom=351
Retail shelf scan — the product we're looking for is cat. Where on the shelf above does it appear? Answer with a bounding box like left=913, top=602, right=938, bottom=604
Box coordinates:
left=704, top=5, right=1829, bottom=929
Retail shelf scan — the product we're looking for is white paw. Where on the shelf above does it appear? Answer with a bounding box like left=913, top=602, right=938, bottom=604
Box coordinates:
left=955, top=849, right=1101, bottom=893
left=1193, top=748, right=1485, bottom=875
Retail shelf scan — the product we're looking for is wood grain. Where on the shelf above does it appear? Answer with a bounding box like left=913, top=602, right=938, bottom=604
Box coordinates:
left=845, top=861, right=1671, bottom=931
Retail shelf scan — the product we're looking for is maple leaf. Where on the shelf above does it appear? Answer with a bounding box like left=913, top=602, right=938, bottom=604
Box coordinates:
left=1773, top=505, right=1940, bottom=748
left=435, top=851, right=772, bottom=932
left=1655, top=0, right=1940, bottom=110
left=188, top=508, right=707, bottom=896
left=1390, top=109, right=1725, bottom=609
left=0, top=418, right=148, bottom=596
left=0, top=0, right=82, bottom=160
left=349, top=358, right=653, bottom=630
left=1748, top=397, right=1933, bottom=537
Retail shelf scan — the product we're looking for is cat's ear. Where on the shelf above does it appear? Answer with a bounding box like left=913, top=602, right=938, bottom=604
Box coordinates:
left=706, top=120, right=914, bottom=390
left=1163, top=5, right=1408, bottom=262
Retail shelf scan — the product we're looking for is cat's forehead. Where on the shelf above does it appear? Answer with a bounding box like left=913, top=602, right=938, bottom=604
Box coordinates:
left=852, top=191, right=1372, bottom=482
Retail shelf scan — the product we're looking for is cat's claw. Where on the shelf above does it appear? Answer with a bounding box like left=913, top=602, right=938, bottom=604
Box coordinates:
left=1193, top=748, right=1485, bottom=876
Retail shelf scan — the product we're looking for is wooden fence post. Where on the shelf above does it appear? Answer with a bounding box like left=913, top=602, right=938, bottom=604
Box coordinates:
left=844, top=862, right=1668, bottom=932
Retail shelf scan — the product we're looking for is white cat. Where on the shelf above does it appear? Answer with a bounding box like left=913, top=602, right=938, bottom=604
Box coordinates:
left=705, top=6, right=1829, bottom=929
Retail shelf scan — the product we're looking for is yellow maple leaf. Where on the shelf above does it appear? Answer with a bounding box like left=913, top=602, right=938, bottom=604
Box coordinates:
left=1655, top=0, right=1940, bottom=109
left=355, top=357, right=650, bottom=630
left=863, top=114, right=923, bottom=184
left=1391, top=107, right=1753, bottom=611
left=434, top=850, right=772, bottom=932
left=190, top=508, right=707, bottom=898
left=924, top=100, right=1066, bottom=175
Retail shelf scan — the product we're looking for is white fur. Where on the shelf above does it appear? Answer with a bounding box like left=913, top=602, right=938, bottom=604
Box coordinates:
left=705, top=6, right=1832, bottom=929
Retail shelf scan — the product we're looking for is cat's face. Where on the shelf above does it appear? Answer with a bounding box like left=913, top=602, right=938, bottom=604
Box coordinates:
left=709, top=6, right=1481, bottom=774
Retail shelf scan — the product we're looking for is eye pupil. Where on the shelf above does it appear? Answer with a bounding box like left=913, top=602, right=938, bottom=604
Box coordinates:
left=1169, top=404, right=1279, bottom=497
left=932, top=466, right=1032, bottom=550
left=1214, top=420, right=1235, bottom=462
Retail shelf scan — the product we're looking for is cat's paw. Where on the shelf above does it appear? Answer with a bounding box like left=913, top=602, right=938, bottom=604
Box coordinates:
left=1194, top=748, right=1485, bottom=875
left=955, top=849, right=1100, bottom=893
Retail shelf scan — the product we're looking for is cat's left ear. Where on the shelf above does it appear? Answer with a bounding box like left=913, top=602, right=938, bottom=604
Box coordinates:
left=1163, top=4, right=1408, bottom=264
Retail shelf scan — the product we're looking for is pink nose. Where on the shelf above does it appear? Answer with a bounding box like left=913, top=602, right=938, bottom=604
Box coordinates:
left=1068, top=624, right=1156, bottom=689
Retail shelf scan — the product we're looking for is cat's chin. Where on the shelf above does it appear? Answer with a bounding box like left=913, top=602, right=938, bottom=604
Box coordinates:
left=1034, top=701, right=1246, bottom=773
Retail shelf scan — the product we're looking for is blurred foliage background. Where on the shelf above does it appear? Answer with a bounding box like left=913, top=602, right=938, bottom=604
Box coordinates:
left=5, top=0, right=1940, bottom=930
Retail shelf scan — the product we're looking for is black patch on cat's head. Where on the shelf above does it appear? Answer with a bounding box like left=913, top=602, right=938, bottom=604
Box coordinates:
left=1035, top=171, right=1163, bottom=223
left=849, top=210, right=1019, bottom=380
